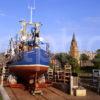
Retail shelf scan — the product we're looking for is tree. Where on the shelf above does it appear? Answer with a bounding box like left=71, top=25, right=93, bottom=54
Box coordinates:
left=55, top=53, right=80, bottom=74
left=80, top=53, right=89, bottom=61
left=80, top=53, right=89, bottom=67
left=55, top=53, right=68, bottom=68
left=92, top=49, right=100, bottom=69
left=96, top=49, right=100, bottom=54
left=68, top=56, right=80, bottom=74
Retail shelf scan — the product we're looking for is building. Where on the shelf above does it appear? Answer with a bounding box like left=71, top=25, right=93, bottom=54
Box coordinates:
left=69, top=33, right=79, bottom=62
left=79, top=51, right=96, bottom=67
left=80, top=51, right=96, bottom=60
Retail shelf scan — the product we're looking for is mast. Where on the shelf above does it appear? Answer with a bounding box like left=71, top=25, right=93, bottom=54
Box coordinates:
left=28, top=0, right=36, bottom=24
left=19, top=0, right=36, bottom=42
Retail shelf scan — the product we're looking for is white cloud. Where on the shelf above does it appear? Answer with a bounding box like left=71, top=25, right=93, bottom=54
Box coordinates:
left=0, top=10, right=6, bottom=17
left=84, top=16, right=100, bottom=23
left=86, top=35, right=100, bottom=51
left=0, top=13, right=5, bottom=16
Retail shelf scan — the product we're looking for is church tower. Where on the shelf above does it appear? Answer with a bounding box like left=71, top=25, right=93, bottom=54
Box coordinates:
left=70, top=33, right=79, bottom=61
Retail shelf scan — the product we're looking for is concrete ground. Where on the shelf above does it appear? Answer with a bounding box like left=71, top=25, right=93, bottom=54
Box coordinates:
left=0, top=86, right=10, bottom=100
left=4, top=86, right=100, bottom=100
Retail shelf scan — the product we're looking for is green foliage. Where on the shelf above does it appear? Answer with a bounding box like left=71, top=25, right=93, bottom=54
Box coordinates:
left=80, top=53, right=90, bottom=67
left=80, top=66, right=96, bottom=73
left=92, top=51, right=100, bottom=69
left=96, top=49, right=100, bottom=54
left=80, top=53, right=89, bottom=61
left=55, top=53, right=80, bottom=74
left=55, top=53, right=68, bottom=68
left=68, top=56, right=80, bottom=74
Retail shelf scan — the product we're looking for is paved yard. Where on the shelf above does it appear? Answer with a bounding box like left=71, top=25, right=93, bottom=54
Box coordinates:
left=4, top=86, right=100, bottom=100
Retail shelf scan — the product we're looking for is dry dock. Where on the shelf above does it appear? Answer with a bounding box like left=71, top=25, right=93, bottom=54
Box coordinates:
left=4, top=86, right=100, bottom=100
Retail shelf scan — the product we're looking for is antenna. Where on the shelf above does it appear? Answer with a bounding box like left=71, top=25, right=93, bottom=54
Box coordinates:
left=28, top=0, right=36, bottom=24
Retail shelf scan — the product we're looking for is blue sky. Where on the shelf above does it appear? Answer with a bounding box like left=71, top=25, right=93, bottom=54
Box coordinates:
left=0, top=0, right=100, bottom=53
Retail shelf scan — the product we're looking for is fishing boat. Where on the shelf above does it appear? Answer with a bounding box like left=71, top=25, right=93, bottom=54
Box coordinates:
left=6, top=10, right=50, bottom=83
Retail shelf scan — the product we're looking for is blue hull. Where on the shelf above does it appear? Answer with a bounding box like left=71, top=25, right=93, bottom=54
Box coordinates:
left=9, top=48, right=50, bottom=79
left=11, top=48, right=50, bottom=66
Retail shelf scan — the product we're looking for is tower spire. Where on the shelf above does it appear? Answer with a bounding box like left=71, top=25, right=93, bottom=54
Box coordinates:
left=72, top=32, right=76, bottom=41
left=70, top=33, right=79, bottom=62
